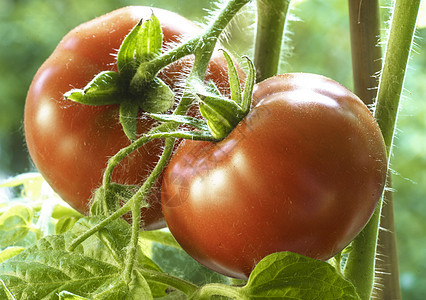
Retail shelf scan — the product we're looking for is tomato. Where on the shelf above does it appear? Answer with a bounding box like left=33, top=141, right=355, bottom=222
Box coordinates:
left=24, top=6, right=231, bottom=230
left=161, top=73, right=387, bottom=279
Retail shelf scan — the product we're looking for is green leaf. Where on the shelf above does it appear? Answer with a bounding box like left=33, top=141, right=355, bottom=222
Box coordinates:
left=54, top=216, right=80, bottom=235
left=0, top=205, right=33, bottom=248
left=220, top=49, right=242, bottom=106
left=136, top=14, right=163, bottom=64
left=241, top=252, right=360, bottom=299
left=0, top=279, right=16, bottom=300
left=0, top=247, right=25, bottom=264
left=149, top=113, right=209, bottom=131
left=51, top=205, right=83, bottom=220
left=65, top=71, right=122, bottom=106
left=138, top=77, right=174, bottom=114
left=139, top=230, right=182, bottom=250
left=117, top=20, right=142, bottom=76
left=119, top=101, right=140, bottom=141
left=0, top=218, right=163, bottom=299
left=0, top=235, right=121, bottom=299
left=126, top=270, right=153, bottom=300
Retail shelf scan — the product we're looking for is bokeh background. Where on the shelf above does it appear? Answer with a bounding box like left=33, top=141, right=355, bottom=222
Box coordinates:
left=1, top=0, right=424, bottom=298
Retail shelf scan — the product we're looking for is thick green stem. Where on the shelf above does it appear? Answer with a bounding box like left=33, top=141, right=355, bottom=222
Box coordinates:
left=344, top=0, right=382, bottom=298
left=254, top=0, right=291, bottom=82
left=344, top=1, right=420, bottom=299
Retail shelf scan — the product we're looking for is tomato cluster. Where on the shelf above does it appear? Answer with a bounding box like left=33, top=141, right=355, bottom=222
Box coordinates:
left=25, top=6, right=387, bottom=281
left=161, top=73, right=387, bottom=279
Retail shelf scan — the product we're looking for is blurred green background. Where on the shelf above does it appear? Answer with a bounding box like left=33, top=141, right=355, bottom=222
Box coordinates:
left=0, top=0, right=424, bottom=298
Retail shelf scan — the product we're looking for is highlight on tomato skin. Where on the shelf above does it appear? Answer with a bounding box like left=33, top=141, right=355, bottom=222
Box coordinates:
left=23, top=6, right=234, bottom=230
left=161, top=73, right=388, bottom=279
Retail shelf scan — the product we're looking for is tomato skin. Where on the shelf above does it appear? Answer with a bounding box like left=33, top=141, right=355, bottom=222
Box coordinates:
left=24, top=6, right=230, bottom=230
left=161, top=73, right=387, bottom=278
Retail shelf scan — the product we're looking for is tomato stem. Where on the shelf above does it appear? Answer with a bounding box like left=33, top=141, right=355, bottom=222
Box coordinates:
left=344, top=0, right=420, bottom=299
left=254, top=0, right=291, bottom=82
left=68, top=0, right=253, bottom=290
left=137, top=268, right=199, bottom=295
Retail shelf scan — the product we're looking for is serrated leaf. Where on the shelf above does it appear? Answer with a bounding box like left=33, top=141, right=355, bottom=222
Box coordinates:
left=220, top=49, right=242, bottom=106
left=242, top=252, right=360, bottom=299
left=0, top=218, right=163, bottom=299
left=149, top=113, right=209, bottom=131
left=119, top=101, right=140, bottom=141
left=0, top=205, right=33, bottom=248
left=139, top=77, right=174, bottom=114
left=0, top=236, right=121, bottom=299
left=65, top=71, right=122, bottom=106
left=136, top=14, right=163, bottom=64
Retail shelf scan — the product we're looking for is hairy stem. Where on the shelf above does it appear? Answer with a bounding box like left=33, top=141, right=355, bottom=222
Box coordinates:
left=69, top=0, right=252, bottom=291
left=139, top=268, right=199, bottom=296
left=190, top=283, right=242, bottom=299
left=254, top=0, right=291, bottom=82
left=344, top=0, right=383, bottom=297
left=344, top=0, right=420, bottom=299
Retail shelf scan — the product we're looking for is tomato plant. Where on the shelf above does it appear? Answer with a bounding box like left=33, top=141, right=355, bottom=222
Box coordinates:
left=24, top=6, right=231, bottom=230
left=161, top=73, right=388, bottom=279
left=0, top=0, right=419, bottom=298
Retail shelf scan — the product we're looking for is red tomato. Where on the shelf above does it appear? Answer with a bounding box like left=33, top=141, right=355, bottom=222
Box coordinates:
left=24, top=6, right=231, bottom=230
left=161, top=73, right=387, bottom=278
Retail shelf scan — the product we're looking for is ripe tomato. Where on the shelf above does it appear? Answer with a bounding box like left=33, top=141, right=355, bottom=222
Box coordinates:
left=161, top=73, right=387, bottom=278
left=24, top=6, right=231, bottom=230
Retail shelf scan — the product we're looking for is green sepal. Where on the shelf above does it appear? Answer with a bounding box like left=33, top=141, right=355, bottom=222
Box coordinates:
left=198, top=94, right=245, bottom=140
left=65, top=71, right=121, bottom=106
left=149, top=113, right=209, bottom=131
left=120, top=101, right=140, bottom=141
left=241, top=55, right=256, bottom=113
left=138, top=77, right=174, bottom=114
left=136, top=14, right=163, bottom=64
left=220, top=49, right=242, bottom=106
left=117, top=20, right=142, bottom=77
left=195, top=51, right=256, bottom=141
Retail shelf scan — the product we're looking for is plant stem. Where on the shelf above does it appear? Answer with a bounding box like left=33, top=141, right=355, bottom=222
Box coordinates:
left=190, top=283, right=242, bottom=299
left=375, top=177, right=401, bottom=299
left=374, top=0, right=420, bottom=153
left=138, top=268, right=199, bottom=296
left=254, top=0, right=291, bottom=82
left=344, top=0, right=420, bottom=299
left=348, top=0, right=382, bottom=106
left=344, top=0, right=383, bottom=298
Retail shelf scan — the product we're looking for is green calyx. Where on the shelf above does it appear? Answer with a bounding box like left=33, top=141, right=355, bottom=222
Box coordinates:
left=64, top=14, right=174, bottom=141
left=148, top=51, right=255, bottom=143
left=198, top=50, right=255, bottom=140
